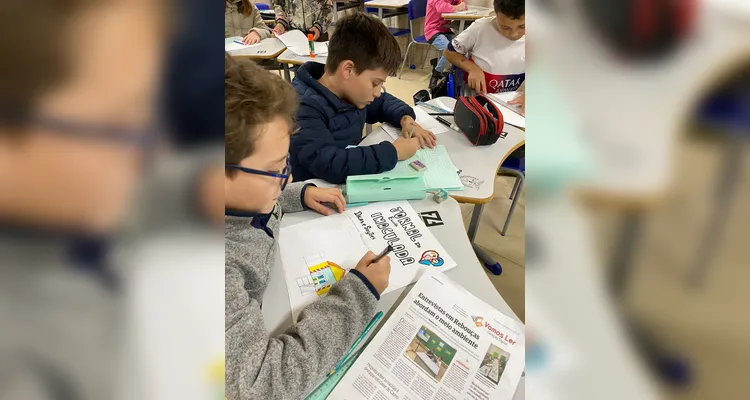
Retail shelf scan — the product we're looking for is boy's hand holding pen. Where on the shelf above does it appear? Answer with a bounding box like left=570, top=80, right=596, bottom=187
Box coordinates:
left=354, top=245, right=393, bottom=295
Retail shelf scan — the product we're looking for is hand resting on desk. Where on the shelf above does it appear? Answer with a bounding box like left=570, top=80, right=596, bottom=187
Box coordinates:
left=303, top=186, right=346, bottom=216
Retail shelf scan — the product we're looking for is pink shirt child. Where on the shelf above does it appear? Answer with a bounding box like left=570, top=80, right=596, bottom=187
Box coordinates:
left=424, top=0, right=462, bottom=41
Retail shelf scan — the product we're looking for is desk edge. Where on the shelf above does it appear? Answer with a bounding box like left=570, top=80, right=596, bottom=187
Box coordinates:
left=451, top=139, right=525, bottom=205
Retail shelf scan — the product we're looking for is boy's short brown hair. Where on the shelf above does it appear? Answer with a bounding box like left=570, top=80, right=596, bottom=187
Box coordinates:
left=225, top=54, right=298, bottom=176
left=325, top=13, right=402, bottom=75
left=493, top=0, right=524, bottom=19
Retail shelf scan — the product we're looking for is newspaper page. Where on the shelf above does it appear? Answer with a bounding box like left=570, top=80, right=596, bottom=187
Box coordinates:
left=329, top=271, right=525, bottom=400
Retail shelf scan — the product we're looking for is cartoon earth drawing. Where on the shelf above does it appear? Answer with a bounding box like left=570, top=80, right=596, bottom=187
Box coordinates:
left=419, top=250, right=445, bottom=267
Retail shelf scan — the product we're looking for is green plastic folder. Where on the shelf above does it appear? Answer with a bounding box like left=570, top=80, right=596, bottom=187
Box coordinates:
left=305, top=345, right=367, bottom=399
left=395, top=145, right=464, bottom=191
left=345, top=172, right=427, bottom=203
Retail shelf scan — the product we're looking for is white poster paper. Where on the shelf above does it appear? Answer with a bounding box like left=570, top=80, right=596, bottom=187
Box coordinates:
left=278, top=201, right=456, bottom=320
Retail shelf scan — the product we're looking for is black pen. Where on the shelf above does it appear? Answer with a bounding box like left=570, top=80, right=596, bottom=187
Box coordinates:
left=371, top=244, right=394, bottom=264
left=436, top=116, right=459, bottom=131
left=435, top=116, right=452, bottom=128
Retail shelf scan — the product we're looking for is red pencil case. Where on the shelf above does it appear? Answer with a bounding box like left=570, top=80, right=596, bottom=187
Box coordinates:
left=453, top=94, right=506, bottom=146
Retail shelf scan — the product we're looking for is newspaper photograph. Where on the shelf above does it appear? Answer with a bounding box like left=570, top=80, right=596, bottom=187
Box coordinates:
left=328, top=271, right=525, bottom=400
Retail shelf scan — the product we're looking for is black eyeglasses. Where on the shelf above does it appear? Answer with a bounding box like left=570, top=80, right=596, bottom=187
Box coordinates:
left=225, top=156, right=291, bottom=191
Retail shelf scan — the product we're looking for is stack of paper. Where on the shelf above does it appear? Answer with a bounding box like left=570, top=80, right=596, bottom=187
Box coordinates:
left=487, top=92, right=526, bottom=129
left=275, top=30, right=328, bottom=56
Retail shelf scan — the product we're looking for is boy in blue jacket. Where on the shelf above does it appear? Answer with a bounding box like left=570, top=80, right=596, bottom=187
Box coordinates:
left=290, top=12, right=436, bottom=184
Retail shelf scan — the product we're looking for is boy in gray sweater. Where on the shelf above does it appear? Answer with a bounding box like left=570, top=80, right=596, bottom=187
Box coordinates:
left=224, top=55, right=392, bottom=399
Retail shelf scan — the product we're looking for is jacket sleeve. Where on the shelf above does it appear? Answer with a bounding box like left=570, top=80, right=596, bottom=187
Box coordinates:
left=273, top=0, right=290, bottom=29
left=364, top=92, right=417, bottom=128
left=225, top=264, right=379, bottom=400
left=313, top=0, right=333, bottom=35
left=277, top=182, right=310, bottom=213
left=250, top=6, right=272, bottom=39
left=293, top=103, right=398, bottom=184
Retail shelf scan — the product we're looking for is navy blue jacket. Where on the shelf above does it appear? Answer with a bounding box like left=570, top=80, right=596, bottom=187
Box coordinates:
left=290, top=62, right=416, bottom=184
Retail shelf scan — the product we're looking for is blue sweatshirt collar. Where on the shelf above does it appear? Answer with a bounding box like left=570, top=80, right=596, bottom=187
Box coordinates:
left=0, top=223, right=117, bottom=290
left=295, top=63, right=355, bottom=113
left=225, top=209, right=275, bottom=238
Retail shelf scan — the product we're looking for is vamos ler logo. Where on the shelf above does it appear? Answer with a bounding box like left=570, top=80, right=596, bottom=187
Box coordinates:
left=473, top=316, right=518, bottom=346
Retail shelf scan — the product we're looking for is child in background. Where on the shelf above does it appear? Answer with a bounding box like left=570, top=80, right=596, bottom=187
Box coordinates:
left=425, top=0, right=467, bottom=73
left=224, top=55, right=392, bottom=400
left=225, top=0, right=272, bottom=44
left=290, top=13, right=434, bottom=184
left=272, top=0, right=332, bottom=41
left=444, top=0, right=525, bottom=94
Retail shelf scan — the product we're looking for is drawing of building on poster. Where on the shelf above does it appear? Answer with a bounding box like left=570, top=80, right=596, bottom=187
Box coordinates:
left=297, top=259, right=347, bottom=297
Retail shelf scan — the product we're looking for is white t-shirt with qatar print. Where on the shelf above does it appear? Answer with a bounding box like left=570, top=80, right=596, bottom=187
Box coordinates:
left=450, top=17, right=526, bottom=93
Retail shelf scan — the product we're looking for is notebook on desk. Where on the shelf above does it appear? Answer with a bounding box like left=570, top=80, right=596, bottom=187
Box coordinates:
left=365, top=145, right=464, bottom=191
left=225, top=36, right=261, bottom=52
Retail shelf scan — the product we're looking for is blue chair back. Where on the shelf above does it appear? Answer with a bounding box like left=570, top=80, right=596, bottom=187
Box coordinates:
left=408, top=0, right=428, bottom=20
left=255, top=3, right=270, bottom=11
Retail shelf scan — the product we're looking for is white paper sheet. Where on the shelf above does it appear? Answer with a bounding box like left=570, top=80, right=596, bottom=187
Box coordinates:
left=486, top=92, right=526, bottom=129
left=275, top=30, right=328, bottom=56
left=225, top=37, right=263, bottom=51
left=279, top=201, right=456, bottom=320
left=382, top=124, right=402, bottom=141
left=414, top=106, right=450, bottom=135
left=381, top=106, right=449, bottom=141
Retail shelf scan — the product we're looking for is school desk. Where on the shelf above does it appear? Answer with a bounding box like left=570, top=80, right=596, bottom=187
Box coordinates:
left=442, top=6, right=493, bottom=33
left=277, top=49, right=327, bottom=82
left=262, top=196, right=525, bottom=399
left=359, top=96, right=526, bottom=270
left=333, top=0, right=364, bottom=22
left=365, top=0, right=410, bottom=20
left=227, top=37, right=286, bottom=60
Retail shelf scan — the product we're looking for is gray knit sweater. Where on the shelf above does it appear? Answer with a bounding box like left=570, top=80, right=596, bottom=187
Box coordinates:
left=225, top=182, right=379, bottom=400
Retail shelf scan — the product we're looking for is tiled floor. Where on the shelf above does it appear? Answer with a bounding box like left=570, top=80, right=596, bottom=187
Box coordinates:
left=388, top=69, right=527, bottom=323
left=590, top=139, right=750, bottom=398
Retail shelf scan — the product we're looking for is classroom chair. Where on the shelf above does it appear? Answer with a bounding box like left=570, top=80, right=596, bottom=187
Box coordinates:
left=447, top=67, right=468, bottom=98
left=397, top=0, right=432, bottom=78
left=497, top=156, right=524, bottom=236
left=364, top=0, right=410, bottom=37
